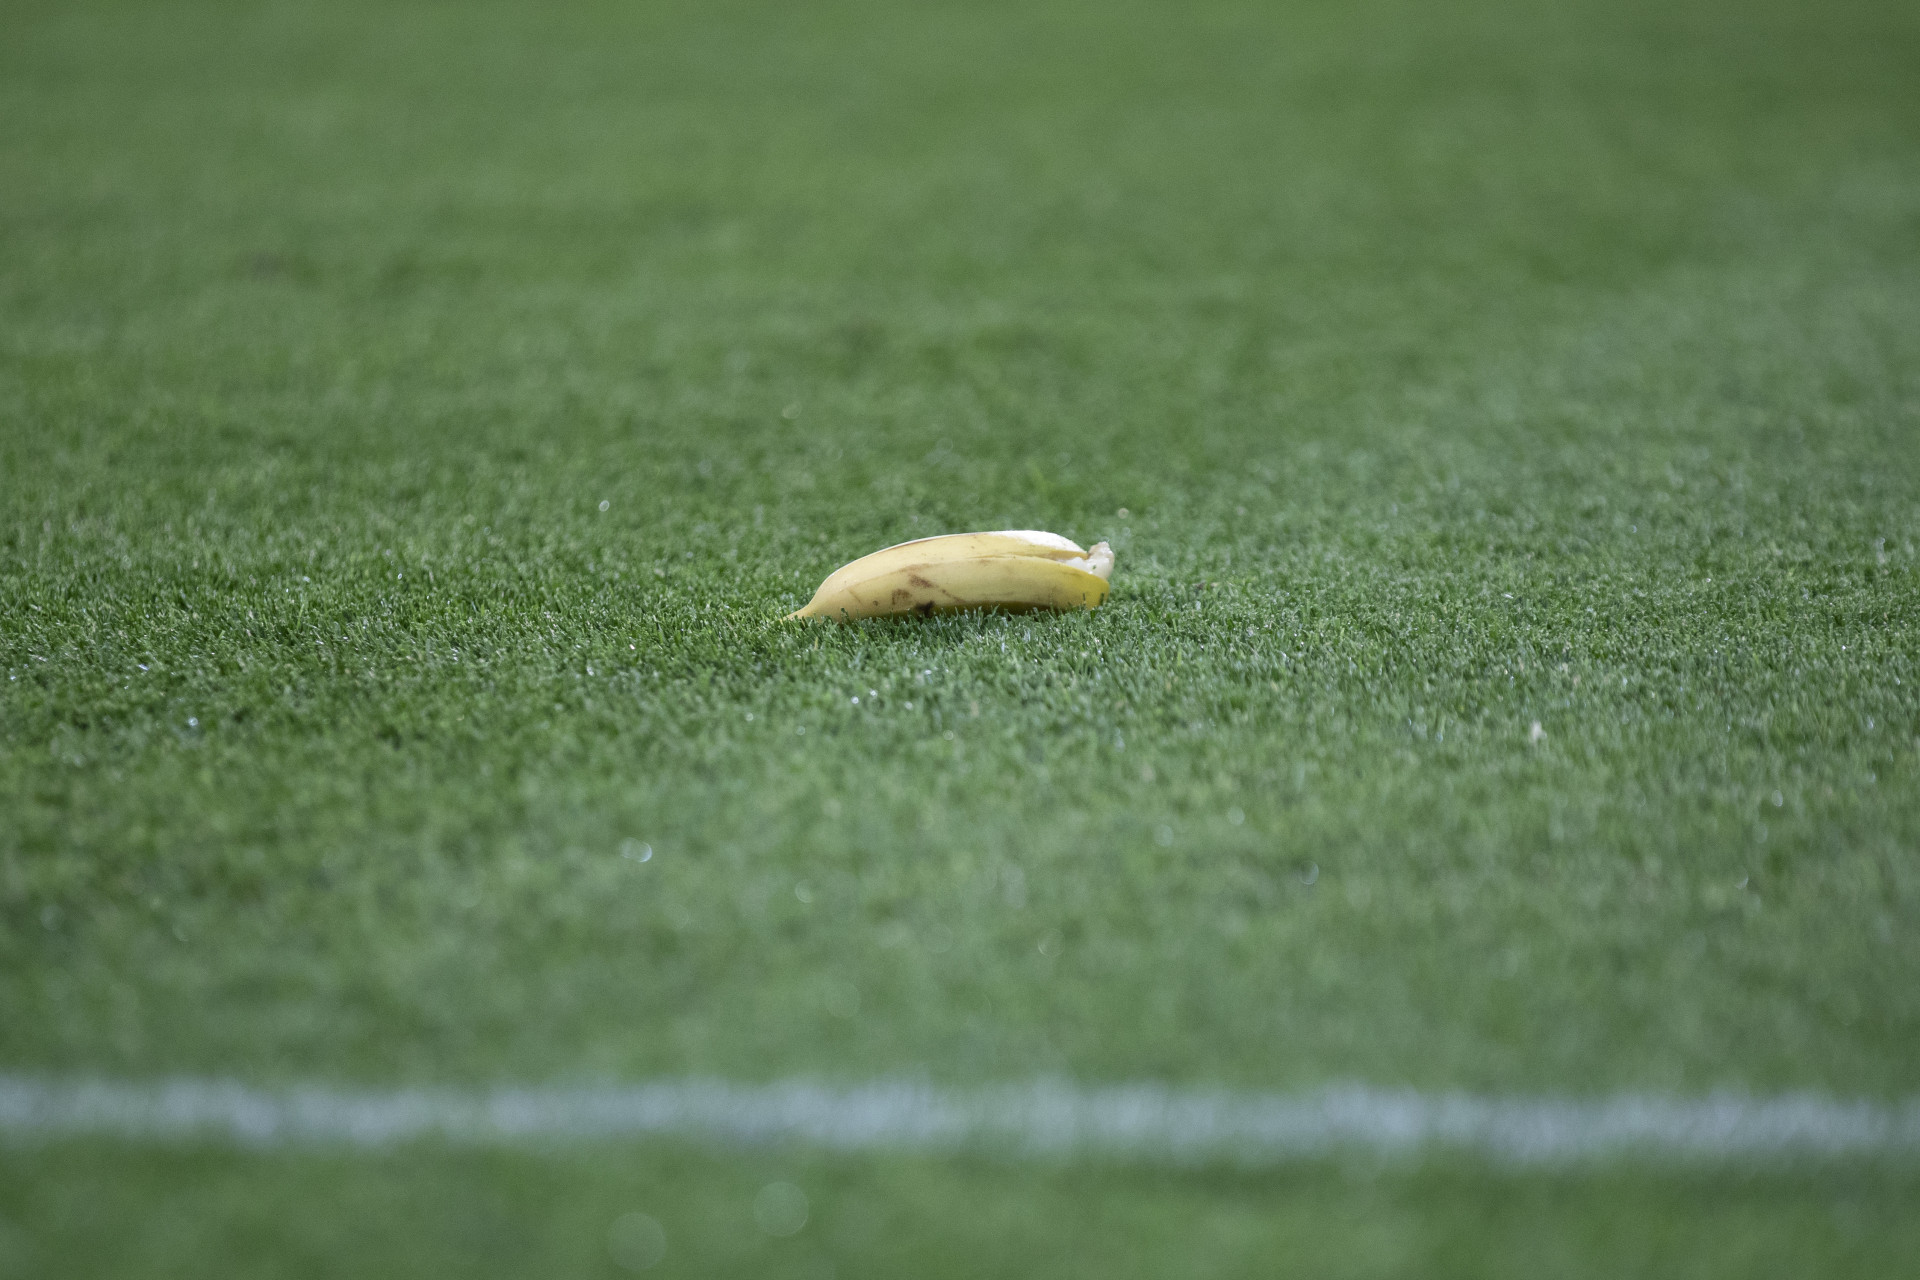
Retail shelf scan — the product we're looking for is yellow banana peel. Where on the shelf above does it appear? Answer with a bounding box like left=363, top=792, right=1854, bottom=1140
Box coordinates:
left=789, top=530, right=1115, bottom=620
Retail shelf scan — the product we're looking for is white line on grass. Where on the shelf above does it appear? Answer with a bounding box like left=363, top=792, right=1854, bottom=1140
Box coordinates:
left=2, top=1076, right=1916, bottom=1164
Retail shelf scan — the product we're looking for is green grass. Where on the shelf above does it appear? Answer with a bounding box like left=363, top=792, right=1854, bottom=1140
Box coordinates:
left=7, top=1145, right=1920, bottom=1280
left=4, top=0, right=1920, bottom=1272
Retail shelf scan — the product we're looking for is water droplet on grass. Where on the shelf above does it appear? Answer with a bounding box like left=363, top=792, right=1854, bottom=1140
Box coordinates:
left=754, top=1182, right=809, bottom=1236
left=607, top=1212, right=666, bottom=1271
left=1227, top=807, right=1245, bottom=826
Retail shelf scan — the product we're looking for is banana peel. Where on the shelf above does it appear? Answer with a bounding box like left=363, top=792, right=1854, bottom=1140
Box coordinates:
left=789, top=530, right=1114, bottom=621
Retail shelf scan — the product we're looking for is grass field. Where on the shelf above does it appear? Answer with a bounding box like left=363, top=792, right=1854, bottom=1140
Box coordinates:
left=4, top=0, right=1920, bottom=1273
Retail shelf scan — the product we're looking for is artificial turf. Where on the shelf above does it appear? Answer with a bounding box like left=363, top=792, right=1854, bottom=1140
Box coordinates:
left=3, top=0, right=1919, bottom=1272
